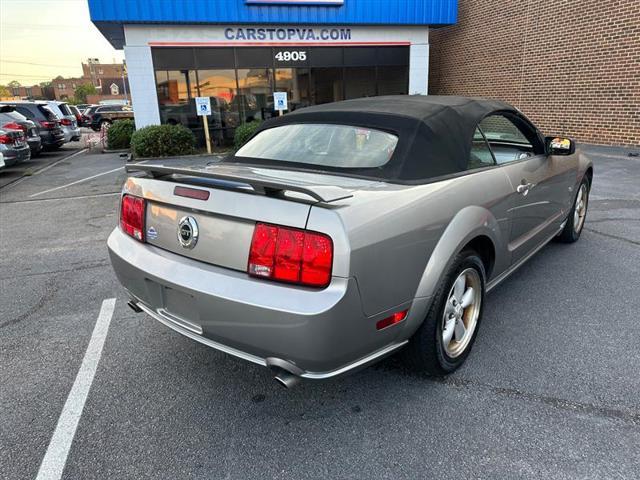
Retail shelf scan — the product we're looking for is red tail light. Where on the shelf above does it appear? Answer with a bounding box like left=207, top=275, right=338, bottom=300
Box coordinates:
left=0, top=133, right=13, bottom=144
left=3, top=121, right=25, bottom=133
left=120, top=194, right=146, bottom=242
left=248, top=222, right=333, bottom=288
left=39, top=120, right=56, bottom=129
left=59, top=118, right=72, bottom=126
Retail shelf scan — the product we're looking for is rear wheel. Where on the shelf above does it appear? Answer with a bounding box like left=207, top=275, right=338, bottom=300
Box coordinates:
left=557, top=177, right=590, bottom=243
left=404, top=250, right=486, bottom=375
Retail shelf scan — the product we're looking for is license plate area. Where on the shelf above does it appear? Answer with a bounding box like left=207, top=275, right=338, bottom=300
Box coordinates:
left=161, top=286, right=202, bottom=334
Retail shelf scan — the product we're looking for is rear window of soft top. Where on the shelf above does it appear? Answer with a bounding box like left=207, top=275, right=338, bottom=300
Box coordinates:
left=235, top=123, right=399, bottom=169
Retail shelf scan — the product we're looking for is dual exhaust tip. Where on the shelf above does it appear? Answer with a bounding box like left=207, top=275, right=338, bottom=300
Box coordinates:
left=273, top=369, right=301, bottom=389
left=128, top=299, right=302, bottom=389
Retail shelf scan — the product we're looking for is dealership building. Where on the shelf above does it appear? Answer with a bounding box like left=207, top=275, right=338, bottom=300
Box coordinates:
left=90, top=0, right=638, bottom=147
left=88, top=0, right=457, bottom=145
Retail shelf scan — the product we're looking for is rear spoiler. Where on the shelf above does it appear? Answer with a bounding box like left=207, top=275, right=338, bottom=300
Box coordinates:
left=125, top=163, right=354, bottom=203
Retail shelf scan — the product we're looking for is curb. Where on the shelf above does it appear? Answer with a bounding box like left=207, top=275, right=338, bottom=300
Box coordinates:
left=102, top=148, right=130, bottom=154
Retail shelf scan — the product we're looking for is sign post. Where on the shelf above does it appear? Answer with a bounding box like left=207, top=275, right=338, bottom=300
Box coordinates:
left=273, top=92, right=288, bottom=116
left=195, top=97, right=212, bottom=154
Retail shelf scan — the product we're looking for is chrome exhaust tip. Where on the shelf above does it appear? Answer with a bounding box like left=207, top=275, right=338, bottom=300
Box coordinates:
left=274, top=370, right=301, bottom=389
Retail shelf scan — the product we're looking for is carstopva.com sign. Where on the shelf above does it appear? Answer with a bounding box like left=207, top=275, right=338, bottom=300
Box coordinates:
left=224, top=27, right=351, bottom=41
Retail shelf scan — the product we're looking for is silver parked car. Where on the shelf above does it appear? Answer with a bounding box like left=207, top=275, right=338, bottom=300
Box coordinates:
left=108, top=96, right=593, bottom=387
left=46, top=101, right=80, bottom=142
left=0, top=127, right=31, bottom=167
left=0, top=106, right=42, bottom=157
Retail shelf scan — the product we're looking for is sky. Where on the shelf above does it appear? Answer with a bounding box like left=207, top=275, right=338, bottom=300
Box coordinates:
left=0, top=0, right=124, bottom=86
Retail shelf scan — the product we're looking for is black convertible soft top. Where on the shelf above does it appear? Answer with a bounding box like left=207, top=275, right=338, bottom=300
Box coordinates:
left=229, top=95, right=533, bottom=182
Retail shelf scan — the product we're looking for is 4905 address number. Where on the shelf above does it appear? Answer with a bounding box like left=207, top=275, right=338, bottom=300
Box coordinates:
left=275, top=51, right=307, bottom=62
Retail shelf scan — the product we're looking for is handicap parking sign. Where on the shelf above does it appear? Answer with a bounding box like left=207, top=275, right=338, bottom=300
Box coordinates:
left=195, top=97, right=212, bottom=116
left=274, top=92, right=288, bottom=111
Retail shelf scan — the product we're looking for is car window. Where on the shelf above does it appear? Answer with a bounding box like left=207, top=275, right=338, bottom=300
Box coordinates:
left=6, top=111, right=28, bottom=122
left=16, top=106, right=35, bottom=120
left=236, top=124, right=399, bottom=169
left=479, top=114, right=543, bottom=164
left=468, top=128, right=496, bottom=169
left=58, top=104, right=72, bottom=116
left=39, top=105, right=59, bottom=121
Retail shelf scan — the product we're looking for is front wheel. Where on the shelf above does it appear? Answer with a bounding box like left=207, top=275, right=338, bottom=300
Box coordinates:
left=404, top=250, right=486, bottom=375
left=557, top=177, right=590, bottom=243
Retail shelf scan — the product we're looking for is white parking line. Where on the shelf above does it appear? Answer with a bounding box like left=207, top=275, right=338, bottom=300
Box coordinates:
left=29, top=167, right=123, bottom=198
left=33, top=148, right=89, bottom=176
left=35, top=298, right=117, bottom=480
left=1, top=148, right=88, bottom=191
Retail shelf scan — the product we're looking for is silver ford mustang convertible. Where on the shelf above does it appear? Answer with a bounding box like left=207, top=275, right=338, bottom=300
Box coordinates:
left=108, top=96, right=592, bottom=387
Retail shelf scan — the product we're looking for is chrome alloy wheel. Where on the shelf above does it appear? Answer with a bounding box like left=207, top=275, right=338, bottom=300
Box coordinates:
left=573, top=183, right=588, bottom=234
left=442, top=268, right=482, bottom=358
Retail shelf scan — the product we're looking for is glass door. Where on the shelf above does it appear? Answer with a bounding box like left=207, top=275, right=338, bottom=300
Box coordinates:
left=310, top=67, right=344, bottom=105
left=236, top=68, right=273, bottom=122
left=275, top=68, right=311, bottom=112
left=196, top=69, right=239, bottom=146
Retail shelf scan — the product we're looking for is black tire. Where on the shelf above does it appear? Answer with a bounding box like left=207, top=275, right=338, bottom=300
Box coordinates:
left=403, top=250, right=486, bottom=376
left=556, top=176, right=590, bottom=243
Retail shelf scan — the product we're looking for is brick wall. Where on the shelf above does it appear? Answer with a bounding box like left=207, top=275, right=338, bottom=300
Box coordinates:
left=429, top=0, right=640, bottom=146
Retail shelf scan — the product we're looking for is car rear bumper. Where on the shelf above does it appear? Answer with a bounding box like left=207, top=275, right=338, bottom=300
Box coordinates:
left=0, top=145, right=31, bottom=164
left=28, top=137, right=42, bottom=154
left=60, top=126, right=75, bottom=143
left=70, top=127, right=81, bottom=141
left=108, top=227, right=421, bottom=378
left=40, top=129, right=65, bottom=147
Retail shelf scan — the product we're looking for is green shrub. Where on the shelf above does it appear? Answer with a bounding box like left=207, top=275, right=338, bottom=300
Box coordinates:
left=234, top=120, right=262, bottom=150
left=106, top=119, right=135, bottom=150
left=130, top=124, right=196, bottom=158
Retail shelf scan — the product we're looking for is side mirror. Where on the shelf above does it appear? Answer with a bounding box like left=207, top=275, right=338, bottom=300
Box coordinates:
left=546, top=136, right=576, bottom=155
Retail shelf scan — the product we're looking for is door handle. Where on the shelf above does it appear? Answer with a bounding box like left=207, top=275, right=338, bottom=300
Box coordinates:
left=516, top=183, right=533, bottom=195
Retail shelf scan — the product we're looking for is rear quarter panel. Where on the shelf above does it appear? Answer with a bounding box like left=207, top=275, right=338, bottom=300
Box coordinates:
left=307, top=167, right=515, bottom=317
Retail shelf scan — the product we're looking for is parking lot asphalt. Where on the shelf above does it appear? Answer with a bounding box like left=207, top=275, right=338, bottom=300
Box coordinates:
left=0, top=146, right=639, bottom=479
left=0, top=128, right=99, bottom=189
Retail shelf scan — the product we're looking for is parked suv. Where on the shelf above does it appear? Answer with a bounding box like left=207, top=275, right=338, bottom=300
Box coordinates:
left=68, top=105, right=84, bottom=126
left=46, top=101, right=81, bottom=142
left=0, top=127, right=31, bottom=166
left=85, top=105, right=134, bottom=131
left=0, top=101, right=65, bottom=151
left=0, top=106, right=42, bottom=157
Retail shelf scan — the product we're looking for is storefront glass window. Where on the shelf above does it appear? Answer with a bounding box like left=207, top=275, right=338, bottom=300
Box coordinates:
left=377, top=66, right=409, bottom=96
left=345, top=67, right=377, bottom=99
left=311, top=67, right=344, bottom=105
left=156, top=69, right=199, bottom=130
left=275, top=68, right=311, bottom=111
left=236, top=68, right=273, bottom=122
left=196, top=69, right=239, bottom=145
left=152, top=46, right=410, bottom=148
